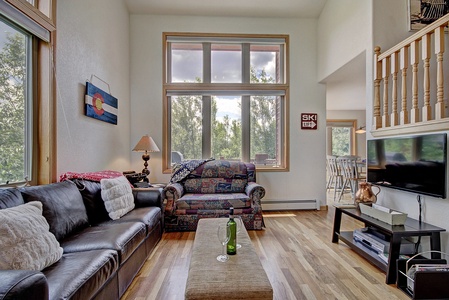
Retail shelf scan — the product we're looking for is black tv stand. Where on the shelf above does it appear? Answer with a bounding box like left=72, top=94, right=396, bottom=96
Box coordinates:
left=332, top=206, right=445, bottom=284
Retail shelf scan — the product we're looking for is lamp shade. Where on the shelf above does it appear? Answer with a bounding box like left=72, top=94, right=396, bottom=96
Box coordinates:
left=355, top=126, right=366, bottom=134
left=132, top=135, right=160, bottom=152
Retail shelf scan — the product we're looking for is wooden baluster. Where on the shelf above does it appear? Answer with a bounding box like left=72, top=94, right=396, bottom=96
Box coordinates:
left=390, top=52, right=399, bottom=126
left=382, top=57, right=390, bottom=127
left=410, top=40, right=420, bottom=123
left=373, top=46, right=382, bottom=129
left=435, top=26, right=445, bottom=119
left=422, top=33, right=431, bottom=121
left=400, top=46, right=409, bottom=125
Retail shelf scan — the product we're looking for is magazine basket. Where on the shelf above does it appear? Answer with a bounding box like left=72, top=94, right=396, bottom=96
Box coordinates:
left=397, top=251, right=449, bottom=299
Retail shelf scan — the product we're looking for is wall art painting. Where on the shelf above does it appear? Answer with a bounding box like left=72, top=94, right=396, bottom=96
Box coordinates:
left=408, top=0, right=449, bottom=31
left=85, top=82, right=118, bottom=125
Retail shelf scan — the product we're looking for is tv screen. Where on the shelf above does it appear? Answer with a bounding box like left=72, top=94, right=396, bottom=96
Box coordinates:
left=367, top=133, right=447, bottom=198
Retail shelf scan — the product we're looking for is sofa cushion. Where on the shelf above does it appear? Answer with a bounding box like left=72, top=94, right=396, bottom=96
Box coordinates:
left=0, top=188, right=24, bottom=209
left=61, top=222, right=146, bottom=264
left=102, top=207, right=162, bottom=234
left=20, top=181, right=89, bottom=241
left=71, top=179, right=110, bottom=225
left=101, top=176, right=135, bottom=220
left=0, top=201, right=63, bottom=271
left=43, top=249, right=118, bottom=300
left=188, top=160, right=248, bottom=179
left=176, top=193, right=251, bottom=210
left=184, top=161, right=248, bottom=193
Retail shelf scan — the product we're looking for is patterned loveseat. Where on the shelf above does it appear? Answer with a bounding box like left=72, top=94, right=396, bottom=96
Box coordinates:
left=163, top=160, right=266, bottom=231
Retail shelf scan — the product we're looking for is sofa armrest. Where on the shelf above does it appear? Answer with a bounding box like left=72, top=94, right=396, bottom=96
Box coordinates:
left=132, top=187, right=163, bottom=208
left=0, top=270, right=48, bottom=300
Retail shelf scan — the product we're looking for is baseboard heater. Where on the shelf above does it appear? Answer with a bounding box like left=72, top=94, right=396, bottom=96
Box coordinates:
left=262, top=199, right=318, bottom=211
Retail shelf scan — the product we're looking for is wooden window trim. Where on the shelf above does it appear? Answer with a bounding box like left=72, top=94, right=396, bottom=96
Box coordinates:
left=2, top=0, right=57, bottom=184
left=162, top=32, right=290, bottom=173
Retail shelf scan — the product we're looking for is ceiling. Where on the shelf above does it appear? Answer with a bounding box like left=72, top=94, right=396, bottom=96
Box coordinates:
left=125, top=0, right=328, bottom=18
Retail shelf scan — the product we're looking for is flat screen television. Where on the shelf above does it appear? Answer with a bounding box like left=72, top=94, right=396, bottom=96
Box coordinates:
left=367, top=133, right=447, bottom=198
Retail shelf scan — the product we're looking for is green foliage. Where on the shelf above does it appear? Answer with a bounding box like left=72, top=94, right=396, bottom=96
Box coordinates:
left=0, top=33, right=27, bottom=184
left=331, top=127, right=350, bottom=156
left=171, top=67, right=278, bottom=162
left=250, top=68, right=277, bottom=159
left=171, top=94, right=203, bottom=159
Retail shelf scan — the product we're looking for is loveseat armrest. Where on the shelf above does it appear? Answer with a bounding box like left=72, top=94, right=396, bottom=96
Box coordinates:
left=132, top=187, right=163, bottom=208
left=245, top=182, right=266, bottom=199
left=245, top=182, right=266, bottom=212
left=0, top=270, right=48, bottom=300
left=163, top=183, right=184, bottom=201
left=163, top=183, right=184, bottom=215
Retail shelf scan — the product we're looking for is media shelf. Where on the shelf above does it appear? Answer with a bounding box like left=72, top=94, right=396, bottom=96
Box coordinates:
left=337, top=231, right=388, bottom=272
left=332, top=206, right=445, bottom=284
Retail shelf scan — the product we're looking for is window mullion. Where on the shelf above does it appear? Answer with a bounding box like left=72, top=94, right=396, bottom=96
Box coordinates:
left=167, top=42, right=172, bottom=83
left=203, top=43, right=211, bottom=83
left=242, top=43, right=250, bottom=83
left=242, top=96, right=250, bottom=162
left=278, top=44, right=284, bottom=84
left=241, top=43, right=250, bottom=161
left=203, top=95, right=211, bottom=158
left=202, top=43, right=211, bottom=158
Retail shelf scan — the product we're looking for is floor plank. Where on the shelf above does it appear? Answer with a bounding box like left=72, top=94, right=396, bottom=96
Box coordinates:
left=122, top=196, right=409, bottom=300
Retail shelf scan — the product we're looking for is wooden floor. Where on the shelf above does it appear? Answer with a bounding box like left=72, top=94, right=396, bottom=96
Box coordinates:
left=122, top=194, right=409, bottom=300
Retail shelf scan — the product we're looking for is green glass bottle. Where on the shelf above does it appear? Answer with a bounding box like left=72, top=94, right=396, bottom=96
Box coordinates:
left=227, top=207, right=237, bottom=255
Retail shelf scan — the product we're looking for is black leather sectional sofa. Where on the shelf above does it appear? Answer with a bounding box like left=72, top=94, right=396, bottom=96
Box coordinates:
left=0, top=179, right=163, bottom=300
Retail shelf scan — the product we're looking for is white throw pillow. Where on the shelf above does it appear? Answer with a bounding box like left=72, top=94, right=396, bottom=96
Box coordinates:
left=100, top=175, right=135, bottom=220
left=0, top=201, right=63, bottom=271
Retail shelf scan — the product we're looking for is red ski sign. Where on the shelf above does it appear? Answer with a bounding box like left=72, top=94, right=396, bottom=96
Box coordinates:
left=301, top=113, right=317, bottom=130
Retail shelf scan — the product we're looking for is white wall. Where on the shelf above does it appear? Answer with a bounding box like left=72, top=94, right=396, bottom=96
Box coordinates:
left=56, top=0, right=131, bottom=176
left=370, top=0, right=449, bottom=252
left=317, top=0, right=371, bottom=82
left=129, top=15, right=327, bottom=208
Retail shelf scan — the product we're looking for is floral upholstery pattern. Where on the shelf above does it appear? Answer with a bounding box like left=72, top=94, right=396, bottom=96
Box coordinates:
left=176, top=193, right=251, bottom=210
left=163, top=160, right=265, bottom=231
left=184, top=178, right=248, bottom=194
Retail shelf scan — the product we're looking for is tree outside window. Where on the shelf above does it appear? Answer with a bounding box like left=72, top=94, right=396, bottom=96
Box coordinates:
left=0, top=24, right=29, bottom=185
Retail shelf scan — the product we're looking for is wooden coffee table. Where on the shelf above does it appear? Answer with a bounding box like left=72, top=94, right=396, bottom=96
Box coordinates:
left=185, top=218, right=273, bottom=300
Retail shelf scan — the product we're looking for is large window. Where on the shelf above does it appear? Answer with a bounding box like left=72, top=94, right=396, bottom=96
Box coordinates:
left=0, top=18, right=32, bottom=185
left=0, top=0, right=56, bottom=186
left=163, top=33, right=289, bottom=172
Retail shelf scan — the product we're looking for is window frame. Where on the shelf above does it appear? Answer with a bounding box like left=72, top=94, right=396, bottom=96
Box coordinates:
left=162, top=32, right=290, bottom=173
left=326, top=119, right=357, bottom=157
left=0, top=0, right=56, bottom=186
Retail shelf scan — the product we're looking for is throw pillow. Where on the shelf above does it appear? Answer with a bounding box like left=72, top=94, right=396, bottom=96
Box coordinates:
left=71, top=179, right=110, bottom=225
left=100, top=175, right=135, bottom=220
left=20, top=181, right=89, bottom=241
left=0, top=201, right=63, bottom=271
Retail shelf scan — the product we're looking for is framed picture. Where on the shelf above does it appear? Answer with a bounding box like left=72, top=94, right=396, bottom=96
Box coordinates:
left=408, top=0, right=449, bottom=31
left=85, top=82, right=118, bottom=125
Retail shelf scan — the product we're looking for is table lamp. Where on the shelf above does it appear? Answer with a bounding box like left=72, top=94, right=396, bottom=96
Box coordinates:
left=132, top=135, right=160, bottom=177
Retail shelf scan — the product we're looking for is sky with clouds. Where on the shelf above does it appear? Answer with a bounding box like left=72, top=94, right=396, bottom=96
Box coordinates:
left=172, top=46, right=277, bottom=121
